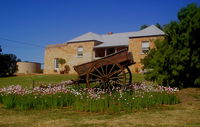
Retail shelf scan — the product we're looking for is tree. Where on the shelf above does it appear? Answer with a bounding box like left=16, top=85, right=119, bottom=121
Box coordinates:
left=155, top=23, right=163, bottom=30
left=140, top=24, right=149, bottom=30
left=0, top=46, right=19, bottom=77
left=140, top=23, right=163, bottom=30
left=142, top=3, right=200, bottom=88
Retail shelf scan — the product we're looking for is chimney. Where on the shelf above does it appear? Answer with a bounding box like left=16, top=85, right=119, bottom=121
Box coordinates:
left=107, top=32, right=113, bottom=35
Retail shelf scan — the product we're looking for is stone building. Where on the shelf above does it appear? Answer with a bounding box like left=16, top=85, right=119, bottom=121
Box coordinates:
left=44, top=25, right=165, bottom=74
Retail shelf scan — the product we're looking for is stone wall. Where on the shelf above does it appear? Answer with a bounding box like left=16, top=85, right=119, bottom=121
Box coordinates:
left=17, top=62, right=41, bottom=74
left=44, top=36, right=164, bottom=74
left=44, top=41, right=95, bottom=74
left=128, top=36, right=164, bottom=73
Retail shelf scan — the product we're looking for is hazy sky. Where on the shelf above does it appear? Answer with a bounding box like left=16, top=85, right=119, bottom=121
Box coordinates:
left=0, top=0, right=199, bottom=64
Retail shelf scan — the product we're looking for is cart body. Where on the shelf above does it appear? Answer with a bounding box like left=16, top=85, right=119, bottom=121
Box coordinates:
left=73, top=49, right=135, bottom=88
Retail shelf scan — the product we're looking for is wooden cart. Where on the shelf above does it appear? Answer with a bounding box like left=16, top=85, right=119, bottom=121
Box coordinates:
left=73, top=49, right=135, bottom=89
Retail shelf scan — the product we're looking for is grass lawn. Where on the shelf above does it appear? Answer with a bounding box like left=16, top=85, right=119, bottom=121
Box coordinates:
left=0, top=88, right=199, bottom=127
left=1, top=74, right=199, bottom=127
left=0, top=73, right=144, bottom=88
left=0, top=74, right=78, bottom=88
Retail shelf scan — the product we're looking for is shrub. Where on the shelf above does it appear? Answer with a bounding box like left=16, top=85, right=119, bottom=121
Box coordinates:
left=57, top=58, right=66, bottom=74
left=0, top=46, right=20, bottom=77
left=64, top=65, right=70, bottom=74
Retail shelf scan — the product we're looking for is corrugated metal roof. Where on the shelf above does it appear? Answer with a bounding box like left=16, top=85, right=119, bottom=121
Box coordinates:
left=67, top=25, right=165, bottom=48
left=95, top=32, right=134, bottom=48
left=67, top=32, right=103, bottom=42
left=130, top=25, right=165, bottom=37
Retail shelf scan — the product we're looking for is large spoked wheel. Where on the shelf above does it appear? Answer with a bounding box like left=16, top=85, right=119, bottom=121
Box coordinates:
left=86, top=60, right=128, bottom=90
left=124, top=66, right=132, bottom=86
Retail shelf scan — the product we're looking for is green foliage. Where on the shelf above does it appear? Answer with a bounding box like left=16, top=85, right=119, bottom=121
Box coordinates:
left=155, top=23, right=163, bottom=30
left=0, top=73, right=143, bottom=88
left=0, top=93, right=75, bottom=110
left=140, top=23, right=163, bottom=30
left=131, top=73, right=145, bottom=82
left=0, top=47, right=20, bottom=77
left=57, top=58, right=66, bottom=65
left=0, top=91, right=179, bottom=112
left=140, top=24, right=148, bottom=30
left=57, top=58, right=66, bottom=73
left=0, top=74, right=78, bottom=88
left=142, top=3, right=200, bottom=88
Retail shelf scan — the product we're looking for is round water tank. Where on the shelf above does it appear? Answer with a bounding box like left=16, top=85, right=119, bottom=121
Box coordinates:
left=17, top=62, right=41, bottom=74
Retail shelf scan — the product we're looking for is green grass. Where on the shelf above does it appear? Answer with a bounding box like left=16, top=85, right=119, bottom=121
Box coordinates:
left=0, top=73, right=144, bottom=88
left=0, top=91, right=179, bottom=112
left=0, top=74, right=199, bottom=126
left=0, top=88, right=199, bottom=127
left=132, top=73, right=145, bottom=82
left=0, top=74, right=78, bottom=88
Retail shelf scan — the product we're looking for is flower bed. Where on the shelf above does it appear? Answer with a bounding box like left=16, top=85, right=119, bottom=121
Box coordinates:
left=0, top=82, right=179, bottom=112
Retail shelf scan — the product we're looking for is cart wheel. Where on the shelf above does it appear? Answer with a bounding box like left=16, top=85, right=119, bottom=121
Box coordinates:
left=114, top=66, right=132, bottom=89
left=124, top=66, right=132, bottom=86
left=86, top=59, right=127, bottom=90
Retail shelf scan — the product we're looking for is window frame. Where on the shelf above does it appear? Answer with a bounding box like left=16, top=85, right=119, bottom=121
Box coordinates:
left=77, top=46, right=83, bottom=57
left=54, top=58, right=59, bottom=70
left=141, top=41, right=150, bottom=54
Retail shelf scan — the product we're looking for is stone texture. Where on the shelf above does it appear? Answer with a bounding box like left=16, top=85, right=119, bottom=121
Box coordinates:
left=44, top=36, right=164, bottom=74
left=128, top=36, right=164, bottom=73
left=44, top=41, right=95, bottom=74
left=17, top=62, right=41, bottom=74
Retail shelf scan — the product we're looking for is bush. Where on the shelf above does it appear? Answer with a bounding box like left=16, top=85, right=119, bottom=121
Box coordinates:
left=0, top=46, right=20, bottom=77
left=64, top=65, right=70, bottom=74
left=57, top=58, right=66, bottom=74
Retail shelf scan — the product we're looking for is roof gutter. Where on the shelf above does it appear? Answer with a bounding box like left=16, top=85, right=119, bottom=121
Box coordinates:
left=129, top=34, right=165, bottom=39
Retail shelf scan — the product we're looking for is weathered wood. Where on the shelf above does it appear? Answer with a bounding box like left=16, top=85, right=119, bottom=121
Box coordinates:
left=73, top=49, right=134, bottom=77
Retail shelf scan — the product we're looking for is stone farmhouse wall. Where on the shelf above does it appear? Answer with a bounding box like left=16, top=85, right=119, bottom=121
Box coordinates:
left=128, top=36, right=164, bottom=73
left=44, top=36, right=164, bottom=74
left=44, top=41, right=95, bottom=74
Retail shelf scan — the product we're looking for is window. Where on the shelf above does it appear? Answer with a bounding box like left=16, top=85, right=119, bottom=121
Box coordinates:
left=95, top=48, right=105, bottom=58
left=106, top=48, right=115, bottom=55
left=54, top=58, right=59, bottom=70
left=77, top=46, right=83, bottom=57
left=141, top=41, right=150, bottom=54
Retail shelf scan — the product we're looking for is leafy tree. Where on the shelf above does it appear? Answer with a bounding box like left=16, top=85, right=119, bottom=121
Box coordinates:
left=0, top=46, right=20, bottom=77
left=142, top=3, right=200, bottom=88
left=155, top=23, right=163, bottom=30
left=140, top=24, right=149, bottom=30
left=140, top=23, right=163, bottom=30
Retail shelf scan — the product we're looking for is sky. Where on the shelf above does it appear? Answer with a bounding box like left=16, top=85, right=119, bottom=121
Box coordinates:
left=0, top=0, right=199, bottom=65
